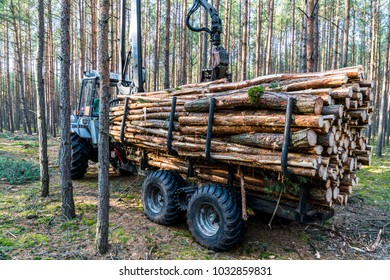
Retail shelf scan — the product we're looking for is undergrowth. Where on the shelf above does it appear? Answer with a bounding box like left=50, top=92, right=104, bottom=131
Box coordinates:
left=0, top=157, right=40, bottom=184
left=355, top=146, right=390, bottom=209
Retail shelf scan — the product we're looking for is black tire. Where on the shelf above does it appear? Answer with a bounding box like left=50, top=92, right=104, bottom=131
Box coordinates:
left=119, top=168, right=133, bottom=176
left=89, top=148, right=98, bottom=163
left=70, top=133, right=90, bottom=179
left=187, top=184, right=243, bottom=251
left=142, top=170, right=185, bottom=225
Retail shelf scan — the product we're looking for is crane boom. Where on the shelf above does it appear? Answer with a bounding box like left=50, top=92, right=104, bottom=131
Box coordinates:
left=186, top=0, right=230, bottom=82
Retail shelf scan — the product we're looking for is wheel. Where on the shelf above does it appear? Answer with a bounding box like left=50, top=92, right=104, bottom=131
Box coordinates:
left=119, top=167, right=133, bottom=176
left=142, top=170, right=186, bottom=225
left=70, top=133, right=90, bottom=179
left=89, top=148, right=98, bottom=163
left=187, top=184, right=244, bottom=251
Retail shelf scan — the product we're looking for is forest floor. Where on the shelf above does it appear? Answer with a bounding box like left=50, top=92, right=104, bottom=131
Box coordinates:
left=0, top=132, right=389, bottom=260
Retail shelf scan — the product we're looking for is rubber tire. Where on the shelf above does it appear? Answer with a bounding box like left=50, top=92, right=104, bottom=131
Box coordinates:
left=70, top=133, right=90, bottom=179
left=187, top=184, right=243, bottom=251
left=118, top=167, right=133, bottom=176
left=142, top=170, right=185, bottom=225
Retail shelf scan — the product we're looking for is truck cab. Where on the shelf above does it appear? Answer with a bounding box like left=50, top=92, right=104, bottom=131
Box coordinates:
left=70, top=71, right=126, bottom=179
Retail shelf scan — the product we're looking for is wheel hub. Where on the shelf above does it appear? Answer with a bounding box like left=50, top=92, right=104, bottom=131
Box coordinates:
left=148, top=186, right=164, bottom=214
left=197, top=203, right=220, bottom=237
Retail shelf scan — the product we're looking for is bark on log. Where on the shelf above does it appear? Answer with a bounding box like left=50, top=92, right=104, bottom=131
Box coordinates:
left=227, top=129, right=317, bottom=150
left=179, top=111, right=324, bottom=128
left=184, top=91, right=323, bottom=115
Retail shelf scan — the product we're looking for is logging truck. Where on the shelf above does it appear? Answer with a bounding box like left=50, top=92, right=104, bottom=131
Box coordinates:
left=70, top=0, right=372, bottom=251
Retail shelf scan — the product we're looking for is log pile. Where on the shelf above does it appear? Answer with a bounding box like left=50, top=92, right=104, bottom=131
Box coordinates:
left=110, top=66, right=372, bottom=209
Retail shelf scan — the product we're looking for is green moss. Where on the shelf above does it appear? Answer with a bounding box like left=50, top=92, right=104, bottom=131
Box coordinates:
left=112, top=227, right=129, bottom=243
left=248, top=85, right=265, bottom=103
left=36, top=216, right=53, bottom=225
left=269, top=81, right=281, bottom=89
left=137, top=98, right=148, bottom=103
left=82, top=218, right=95, bottom=226
left=60, top=220, right=79, bottom=231
left=19, top=233, right=49, bottom=248
left=0, top=237, right=15, bottom=247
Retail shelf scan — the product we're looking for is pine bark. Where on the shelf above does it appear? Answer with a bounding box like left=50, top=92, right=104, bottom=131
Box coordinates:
left=342, top=0, right=350, bottom=67
left=37, top=0, right=50, bottom=197
left=153, top=0, right=161, bottom=90
left=59, top=0, right=76, bottom=219
left=96, top=0, right=111, bottom=255
left=180, top=0, right=188, bottom=85
left=163, top=0, right=171, bottom=89
left=241, top=0, right=248, bottom=80
left=333, top=0, right=341, bottom=68
left=306, top=0, right=315, bottom=72
left=10, top=0, right=32, bottom=135
left=376, top=1, right=390, bottom=157
left=265, top=0, right=274, bottom=75
left=255, top=1, right=262, bottom=76
left=5, top=21, right=14, bottom=132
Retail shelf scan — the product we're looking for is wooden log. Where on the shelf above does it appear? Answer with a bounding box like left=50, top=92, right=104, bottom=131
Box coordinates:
left=322, top=105, right=344, bottom=118
left=130, top=119, right=180, bottom=130
left=226, top=129, right=317, bottom=150
left=184, top=91, right=324, bottom=115
left=339, top=185, right=353, bottom=194
left=309, top=187, right=333, bottom=203
left=330, top=87, right=353, bottom=99
left=279, top=74, right=349, bottom=91
left=179, top=111, right=324, bottom=128
left=179, top=124, right=330, bottom=135
left=126, top=111, right=188, bottom=121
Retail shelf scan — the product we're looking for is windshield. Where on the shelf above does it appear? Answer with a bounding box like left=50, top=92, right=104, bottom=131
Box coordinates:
left=79, top=79, right=95, bottom=116
left=79, top=78, right=119, bottom=116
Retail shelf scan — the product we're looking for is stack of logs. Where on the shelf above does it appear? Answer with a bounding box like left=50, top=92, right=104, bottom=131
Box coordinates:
left=110, top=66, right=372, bottom=209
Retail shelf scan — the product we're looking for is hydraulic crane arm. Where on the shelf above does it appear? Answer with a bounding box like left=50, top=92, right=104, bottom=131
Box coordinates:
left=118, top=0, right=145, bottom=95
left=186, top=0, right=230, bottom=82
left=186, top=0, right=222, bottom=47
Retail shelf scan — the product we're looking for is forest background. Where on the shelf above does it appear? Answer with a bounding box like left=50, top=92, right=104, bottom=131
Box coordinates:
left=0, top=0, right=389, bottom=150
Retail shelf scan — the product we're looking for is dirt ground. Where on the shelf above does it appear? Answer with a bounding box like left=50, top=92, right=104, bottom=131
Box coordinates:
left=0, top=135, right=389, bottom=260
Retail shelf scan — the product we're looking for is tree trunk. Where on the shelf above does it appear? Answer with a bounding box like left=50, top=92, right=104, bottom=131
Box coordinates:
left=313, top=1, right=319, bottom=71
left=241, top=0, right=248, bottom=80
left=306, top=0, right=315, bottom=72
left=180, top=0, right=187, bottom=85
left=265, top=0, right=274, bottom=75
left=341, top=0, right=350, bottom=67
left=79, top=0, right=85, bottom=75
left=5, top=20, right=14, bottom=132
left=223, top=0, right=229, bottom=49
left=376, top=1, right=390, bottom=157
left=333, top=0, right=341, bottom=69
left=290, top=0, right=296, bottom=72
left=59, top=0, right=76, bottom=219
left=90, top=0, right=97, bottom=70
left=37, top=0, right=50, bottom=197
left=153, top=0, right=160, bottom=90
left=47, top=0, right=57, bottom=137
left=300, top=2, right=307, bottom=73
left=96, top=0, right=111, bottom=255
left=10, top=0, right=32, bottom=135
left=163, top=0, right=171, bottom=89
